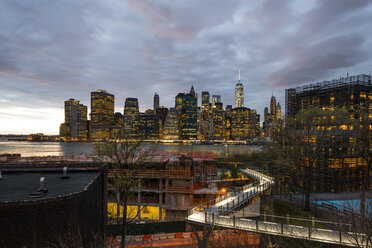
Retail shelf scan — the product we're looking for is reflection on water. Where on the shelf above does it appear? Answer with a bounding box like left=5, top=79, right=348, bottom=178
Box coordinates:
left=0, top=137, right=257, bottom=158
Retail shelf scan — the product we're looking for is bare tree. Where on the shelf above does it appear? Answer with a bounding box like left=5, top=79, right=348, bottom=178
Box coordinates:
left=94, top=140, right=154, bottom=247
left=350, top=102, right=372, bottom=224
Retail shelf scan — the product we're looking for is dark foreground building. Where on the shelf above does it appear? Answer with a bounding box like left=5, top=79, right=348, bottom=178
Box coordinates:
left=285, top=74, right=372, bottom=192
left=0, top=165, right=106, bottom=247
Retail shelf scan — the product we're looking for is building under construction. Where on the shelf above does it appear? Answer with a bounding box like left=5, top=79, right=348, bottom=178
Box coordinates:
left=285, top=74, right=372, bottom=192
left=107, top=154, right=219, bottom=221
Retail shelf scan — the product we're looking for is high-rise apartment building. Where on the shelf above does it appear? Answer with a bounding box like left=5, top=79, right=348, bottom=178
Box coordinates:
left=60, top=98, right=87, bottom=139
left=90, top=90, right=114, bottom=139
left=123, top=98, right=139, bottom=139
left=235, top=70, right=244, bottom=108
left=154, top=93, right=159, bottom=112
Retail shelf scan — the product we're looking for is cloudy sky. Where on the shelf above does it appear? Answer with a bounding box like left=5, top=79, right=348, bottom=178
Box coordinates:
left=1, top=0, right=372, bottom=134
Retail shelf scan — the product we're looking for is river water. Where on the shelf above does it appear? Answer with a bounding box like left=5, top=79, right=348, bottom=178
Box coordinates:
left=0, top=137, right=256, bottom=158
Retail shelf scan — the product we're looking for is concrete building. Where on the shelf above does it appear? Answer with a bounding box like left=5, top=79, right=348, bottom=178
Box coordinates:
left=107, top=155, right=218, bottom=221
left=90, top=90, right=114, bottom=140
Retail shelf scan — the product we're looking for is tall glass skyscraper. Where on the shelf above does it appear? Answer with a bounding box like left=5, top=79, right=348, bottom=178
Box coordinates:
left=90, top=90, right=114, bottom=139
left=235, top=70, right=244, bottom=108
left=123, top=98, right=139, bottom=139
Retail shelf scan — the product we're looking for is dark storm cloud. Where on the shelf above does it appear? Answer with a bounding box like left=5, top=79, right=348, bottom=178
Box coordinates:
left=1, top=0, right=372, bottom=134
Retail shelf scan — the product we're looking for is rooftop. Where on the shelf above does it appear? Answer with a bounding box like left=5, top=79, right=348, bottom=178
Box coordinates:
left=294, top=74, right=372, bottom=93
left=0, top=169, right=99, bottom=203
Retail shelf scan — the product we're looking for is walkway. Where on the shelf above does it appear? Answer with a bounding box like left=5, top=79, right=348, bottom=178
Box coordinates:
left=186, top=167, right=369, bottom=247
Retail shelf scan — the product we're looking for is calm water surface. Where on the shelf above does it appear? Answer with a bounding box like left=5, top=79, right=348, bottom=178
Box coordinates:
left=0, top=137, right=256, bottom=158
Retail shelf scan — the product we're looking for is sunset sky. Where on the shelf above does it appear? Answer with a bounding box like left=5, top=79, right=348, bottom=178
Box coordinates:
left=1, top=0, right=372, bottom=134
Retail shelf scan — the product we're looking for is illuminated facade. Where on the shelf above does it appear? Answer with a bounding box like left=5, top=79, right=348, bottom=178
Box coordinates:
left=111, top=112, right=123, bottom=138
left=91, top=90, right=114, bottom=140
left=212, top=108, right=225, bottom=140
left=107, top=155, right=218, bottom=221
left=231, top=107, right=249, bottom=140
left=231, top=107, right=260, bottom=140
left=175, top=87, right=198, bottom=140
left=200, top=92, right=210, bottom=140
left=60, top=98, right=88, bottom=139
left=163, top=108, right=179, bottom=140
left=285, top=74, right=372, bottom=192
left=235, top=70, right=244, bottom=108
left=124, top=98, right=139, bottom=139
left=139, top=112, right=160, bottom=140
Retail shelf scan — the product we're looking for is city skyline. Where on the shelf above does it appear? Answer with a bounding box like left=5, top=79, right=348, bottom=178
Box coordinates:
left=1, top=0, right=372, bottom=134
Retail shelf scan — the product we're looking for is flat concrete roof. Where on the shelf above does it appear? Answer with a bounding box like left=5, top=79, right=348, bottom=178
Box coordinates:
left=0, top=169, right=99, bottom=203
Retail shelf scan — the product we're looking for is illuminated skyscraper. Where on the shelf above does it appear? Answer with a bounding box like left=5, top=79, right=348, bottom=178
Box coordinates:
left=231, top=107, right=249, bottom=140
left=175, top=87, right=198, bottom=140
left=235, top=70, right=244, bottom=108
left=276, top=102, right=281, bottom=120
left=139, top=111, right=160, bottom=140
left=60, top=98, right=87, bottom=139
left=90, top=90, right=114, bottom=139
left=163, top=108, right=179, bottom=140
left=156, top=106, right=168, bottom=127
left=154, top=93, right=159, bottom=112
left=212, top=95, right=221, bottom=107
left=123, top=98, right=139, bottom=139
left=111, top=112, right=123, bottom=138
left=270, top=95, right=277, bottom=120
left=200, top=92, right=210, bottom=140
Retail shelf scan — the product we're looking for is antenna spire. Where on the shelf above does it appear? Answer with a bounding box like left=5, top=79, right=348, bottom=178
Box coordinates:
left=238, top=69, right=240, bottom=82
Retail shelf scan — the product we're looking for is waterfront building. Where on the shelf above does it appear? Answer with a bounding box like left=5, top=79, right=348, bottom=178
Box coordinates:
left=163, top=108, right=179, bottom=140
left=91, top=90, right=114, bottom=140
left=138, top=111, right=160, bottom=140
left=211, top=108, right=225, bottom=140
left=235, top=70, right=244, bottom=108
left=231, top=107, right=259, bottom=140
left=123, top=98, right=139, bottom=139
left=231, top=107, right=249, bottom=140
left=156, top=106, right=168, bottom=127
left=154, top=93, right=159, bottom=112
left=175, top=87, right=198, bottom=140
left=111, top=112, right=123, bottom=138
left=285, top=74, right=372, bottom=192
left=200, top=92, right=210, bottom=140
left=60, top=98, right=88, bottom=140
